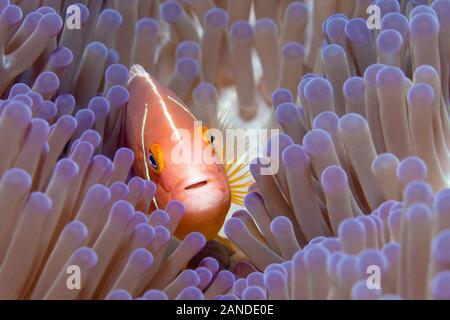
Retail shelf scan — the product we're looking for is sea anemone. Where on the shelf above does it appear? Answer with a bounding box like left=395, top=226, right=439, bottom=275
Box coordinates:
left=222, top=0, right=450, bottom=300
left=0, top=0, right=234, bottom=300
left=226, top=176, right=450, bottom=300
left=1, top=0, right=450, bottom=300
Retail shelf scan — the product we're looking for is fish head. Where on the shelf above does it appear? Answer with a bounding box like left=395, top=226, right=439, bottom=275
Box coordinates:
left=125, top=66, right=231, bottom=240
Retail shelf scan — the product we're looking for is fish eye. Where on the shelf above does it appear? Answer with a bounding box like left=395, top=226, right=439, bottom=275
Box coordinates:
left=149, top=153, right=158, bottom=169
left=148, top=144, right=164, bottom=174
left=201, top=126, right=215, bottom=149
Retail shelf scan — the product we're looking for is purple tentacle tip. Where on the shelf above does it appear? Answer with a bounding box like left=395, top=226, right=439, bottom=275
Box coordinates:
left=286, top=2, right=308, bottom=18
left=282, top=42, right=305, bottom=59
left=254, top=18, right=277, bottom=33
left=34, top=72, right=59, bottom=95
left=272, top=88, right=293, bottom=108
left=1, top=5, right=22, bottom=28
left=136, top=17, right=159, bottom=35
left=199, top=257, right=219, bottom=275
left=110, top=200, right=135, bottom=224
left=264, top=270, right=286, bottom=289
left=339, top=219, right=365, bottom=240
left=325, top=16, right=347, bottom=40
left=105, top=64, right=129, bottom=87
left=114, top=147, right=135, bottom=166
left=230, top=20, right=253, bottom=41
left=176, top=41, right=200, bottom=61
left=377, top=29, right=403, bottom=54
left=8, top=83, right=31, bottom=99
left=85, top=41, right=108, bottom=58
left=106, top=289, right=132, bottom=300
left=193, top=83, right=217, bottom=102
left=80, top=129, right=102, bottom=149
left=432, top=272, right=450, bottom=300
left=149, top=209, right=170, bottom=226
left=3, top=101, right=32, bottom=123
left=304, top=244, right=328, bottom=268
left=107, top=85, right=129, bottom=108
left=63, top=220, right=88, bottom=240
left=195, top=267, right=212, bottom=289
left=129, top=248, right=154, bottom=272
left=48, top=47, right=73, bottom=69
left=161, top=1, right=182, bottom=23
left=344, top=75, right=365, bottom=94
left=88, top=96, right=109, bottom=115
left=345, top=18, right=372, bottom=44
left=36, top=101, right=57, bottom=121
left=224, top=217, right=246, bottom=238
left=2, top=168, right=32, bottom=190
left=304, top=77, right=333, bottom=104
left=270, top=216, right=294, bottom=236
left=276, top=102, right=299, bottom=124
left=66, top=3, right=89, bottom=24
left=205, top=8, right=228, bottom=28
left=242, top=286, right=266, bottom=300
left=176, top=57, right=200, bottom=80
left=176, top=287, right=204, bottom=300
left=432, top=230, right=450, bottom=265
left=396, top=156, right=428, bottom=183
left=99, top=8, right=123, bottom=30
left=184, top=232, right=206, bottom=251
left=37, top=6, right=56, bottom=15
left=38, top=12, right=63, bottom=36
left=143, top=290, right=168, bottom=300
left=321, top=165, right=348, bottom=193
left=11, top=94, right=32, bottom=108
left=21, top=12, right=42, bottom=34
left=282, top=144, right=308, bottom=167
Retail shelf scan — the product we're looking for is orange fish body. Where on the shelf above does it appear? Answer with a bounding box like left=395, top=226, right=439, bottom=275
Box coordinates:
left=125, top=65, right=231, bottom=240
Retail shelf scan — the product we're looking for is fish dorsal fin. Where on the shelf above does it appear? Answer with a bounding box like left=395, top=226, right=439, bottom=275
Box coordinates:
left=128, top=64, right=149, bottom=85
left=212, top=108, right=254, bottom=207
left=225, top=156, right=254, bottom=206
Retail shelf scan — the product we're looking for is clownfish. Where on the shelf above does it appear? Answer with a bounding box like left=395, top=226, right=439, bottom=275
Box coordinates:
left=124, top=65, right=252, bottom=240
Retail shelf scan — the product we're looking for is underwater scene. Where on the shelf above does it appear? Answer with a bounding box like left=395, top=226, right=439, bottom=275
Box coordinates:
left=0, top=0, right=449, bottom=302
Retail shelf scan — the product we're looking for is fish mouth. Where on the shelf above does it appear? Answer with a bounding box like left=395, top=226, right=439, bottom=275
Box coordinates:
left=175, top=174, right=227, bottom=195
left=184, top=179, right=208, bottom=190
left=175, top=177, right=229, bottom=207
left=171, top=175, right=232, bottom=240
